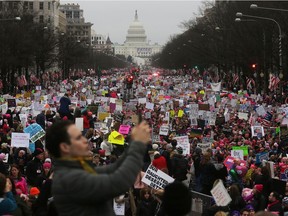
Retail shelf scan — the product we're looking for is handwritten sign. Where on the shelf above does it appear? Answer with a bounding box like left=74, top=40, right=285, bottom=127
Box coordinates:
left=141, top=164, right=174, bottom=189
left=24, top=123, right=45, bottom=143
left=211, top=180, right=232, bottom=206
left=174, top=136, right=190, bottom=155
left=118, top=125, right=131, bottom=135
left=159, top=125, right=169, bottom=136
left=11, top=133, right=30, bottom=148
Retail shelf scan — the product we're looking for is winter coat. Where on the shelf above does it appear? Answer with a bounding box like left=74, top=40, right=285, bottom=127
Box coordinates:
left=26, top=158, right=43, bottom=187
left=52, top=141, right=146, bottom=216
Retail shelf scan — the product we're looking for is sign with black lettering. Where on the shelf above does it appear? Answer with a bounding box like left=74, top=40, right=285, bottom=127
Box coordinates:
left=141, top=164, right=174, bottom=189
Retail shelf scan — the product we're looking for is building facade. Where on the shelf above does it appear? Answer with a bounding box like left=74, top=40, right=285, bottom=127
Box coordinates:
left=59, top=3, right=93, bottom=44
left=0, top=0, right=65, bottom=31
left=91, top=30, right=113, bottom=54
left=113, top=10, right=162, bottom=63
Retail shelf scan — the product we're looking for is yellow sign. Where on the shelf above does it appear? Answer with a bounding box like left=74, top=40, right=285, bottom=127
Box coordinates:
left=98, top=112, right=110, bottom=121
left=108, top=131, right=125, bottom=145
left=178, top=110, right=184, bottom=118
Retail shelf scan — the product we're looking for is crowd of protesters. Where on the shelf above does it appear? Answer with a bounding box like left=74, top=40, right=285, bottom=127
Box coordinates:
left=0, top=67, right=287, bottom=216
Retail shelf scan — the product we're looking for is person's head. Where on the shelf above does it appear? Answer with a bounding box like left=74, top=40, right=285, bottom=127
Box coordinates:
left=140, top=188, right=151, bottom=201
left=93, top=154, right=100, bottom=164
left=241, top=209, right=249, bottom=216
left=10, top=164, right=21, bottom=179
left=46, top=120, right=89, bottom=158
left=253, top=184, right=264, bottom=195
left=34, top=148, right=45, bottom=161
left=166, top=144, right=173, bottom=152
left=43, top=162, right=51, bottom=174
left=268, top=191, right=281, bottom=203
left=162, top=182, right=191, bottom=216
left=229, top=184, right=241, bottom=200
left=154, top=151, right=160, bottom=159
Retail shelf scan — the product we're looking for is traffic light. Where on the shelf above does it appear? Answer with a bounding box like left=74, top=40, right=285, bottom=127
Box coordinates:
left=126, top=75, right=134, bottom=89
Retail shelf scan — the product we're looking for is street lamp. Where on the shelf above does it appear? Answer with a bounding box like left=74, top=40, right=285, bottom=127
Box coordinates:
left=250, top=4, right=288, bottom=12
left=236, top=12, right=282, bottom=69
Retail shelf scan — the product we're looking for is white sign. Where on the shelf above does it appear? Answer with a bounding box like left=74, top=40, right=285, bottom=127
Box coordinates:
left=113, top=196, right=125, bottom=216
left=141, top=164, right=174, bottom=189
left=75, top=118, right=84, bottom=132
left=159, top=125, right=169, bottom=136
left=174, top=136, right=190, bottom=155
left=11, top=133, right=30, bottom=148
left=211, top=180, right=232, bottom=206
left=256, top=106, right=267, bottom=116
left=145, top=102, right=154, bottom=110
left=231, top=150, right=244, bottom=160
left=238, top=112, right=248, bottom=120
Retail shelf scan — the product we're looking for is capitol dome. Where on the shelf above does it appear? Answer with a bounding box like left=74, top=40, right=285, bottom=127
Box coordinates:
left=125, top=10, right=147, bottom=44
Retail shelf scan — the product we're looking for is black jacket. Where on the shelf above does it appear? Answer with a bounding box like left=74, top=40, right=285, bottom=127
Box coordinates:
left=26, top=158, right=43, bottom=187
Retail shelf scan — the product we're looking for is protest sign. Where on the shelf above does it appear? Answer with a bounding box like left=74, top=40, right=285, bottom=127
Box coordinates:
left=190, top=129, right=203, bottom=138
left=251, top=126, right=264, bottom=137
left=29, top=143, right=35, bottom=153
left=232, top=146, right=248, bottom=156
left=141, top=164, right=174, bottom=189
left=108, top=131, right=125, bottom=145
left=113, top=196, right=125, bottom=216
left=211, top=180, right=232, bottom=206
left=75, top=118, right=84, bottom=132
left=231, top=150, right=244, bottom=160
left=238, top=112, right=248, bottom=120
left=159, top=125, right=169, bottom=136
left=98, top=112, right=110, bottom=121
left=24, top=123, right=45, bottom=143
left=174, top=136, right=190, bottom=155
left=255, top=152, right=269, bottom=164
left=198, top=104, right=209, bottom=111
left=256, top=106, right=267, bottom=116
left=146, top=102, right=154, bottom=110
left=118, top=125, right=131, bottom=135
left=7, top=98, right=16, bottom=107
left=197, top=143, right=211, bottom=153
left=224, top=156, right=246, bottom=170
left=11, top=133, right=30, bottom=148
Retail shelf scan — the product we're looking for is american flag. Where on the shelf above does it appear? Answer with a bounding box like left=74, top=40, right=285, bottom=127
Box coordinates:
left=246, top=77, right=255, bottom=89
left=259, top=112, right=273, bottom=127
left=269, top=73, right=280, bottom=91
left=232, top=73, right=239, bottom=85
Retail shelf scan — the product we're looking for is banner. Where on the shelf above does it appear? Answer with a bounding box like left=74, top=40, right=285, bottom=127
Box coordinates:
left=141, top=164, right=174, bottom=189
left=174, top=136, right=190, bottom=155
left=11, top=133, right=30, bottom=148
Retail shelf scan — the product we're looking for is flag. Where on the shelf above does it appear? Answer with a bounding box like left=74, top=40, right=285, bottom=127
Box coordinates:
left=269, top=73, right=280, bottom=91
left=246, top=77, right=255, bottom=90
left=232, top=73, right=239, bottom=85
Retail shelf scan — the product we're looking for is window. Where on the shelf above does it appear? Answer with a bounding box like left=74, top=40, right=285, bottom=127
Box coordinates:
left=39, top=15, right=44, bottom=23
left=48, top=2, right=51, bottom=10
left=29, top=2, right=33, bottom=10
left=39, top=2, right=44, bottom=10
left=0, top=2, right=2, bottom=10
left=66, top=11, right=72, bottom=19
left=23, top=2, right=28, bottom=9
left=47, top=16, right=51, bottom=23
left=74, top=11, right=80, bottom=19
left=13, top=2, right=18, bottom=9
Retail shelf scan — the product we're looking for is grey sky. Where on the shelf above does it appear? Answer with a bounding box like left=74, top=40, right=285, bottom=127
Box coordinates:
left=62, top=1, right=204, bottom=45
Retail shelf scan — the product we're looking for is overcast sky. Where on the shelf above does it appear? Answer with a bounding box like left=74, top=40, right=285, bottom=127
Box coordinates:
left=61, top=1, right=205, bottom=45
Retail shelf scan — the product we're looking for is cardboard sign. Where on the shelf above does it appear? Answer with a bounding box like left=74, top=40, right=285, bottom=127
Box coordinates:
left=174, top=136, right=190, bottom=155
left=11, top=133, right=30, bottom=148
left=75, top=118, right=84, bottom=132
left=211, top=180, right=232, bottom=207
left=141, top=164, right=174, bottom=189
left=159, top=125, right=169, bottom=136
left=24, top=123, right=45, bottom=143
left=118, top=125, right=131, bottom=135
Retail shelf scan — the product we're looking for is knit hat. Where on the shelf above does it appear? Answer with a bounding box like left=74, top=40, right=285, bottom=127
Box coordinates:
left=33, top=148, right=44, bottom=157
left=246, top=204, right=254, bottom=211
left=152, top=144, right=158, bottom=150
left=43, top=162, right=51, bottom=169
left=45, top=158, right=52, bottom=163
left=30, top=187, right=40, bottom=196
left=254, top=184, right=263, bottom=193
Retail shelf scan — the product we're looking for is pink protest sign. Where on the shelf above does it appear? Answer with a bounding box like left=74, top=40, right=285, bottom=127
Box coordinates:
left=119, top=125, right=131, bottom=135
left=224, top=156, right=246, bottom=170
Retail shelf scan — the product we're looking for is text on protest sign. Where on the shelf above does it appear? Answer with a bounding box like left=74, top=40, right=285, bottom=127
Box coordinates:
left=231, top=150, right=244, bottom=160
left=118, top=125, right=131, bottom=135
left=141, top=164, right=174, bottom=189
left=211, top=180, right=232, bottom=206
left=24, top=123, right=45, bottom=143
left=159, top=125, right=169, bottom=136
left=174, top=136, right=190, bottom=155
left=11, top=133, right=30, bottom=148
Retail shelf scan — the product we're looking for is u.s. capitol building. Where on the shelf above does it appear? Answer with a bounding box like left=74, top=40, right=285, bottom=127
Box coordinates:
left=113, top=11, right=162, bottom=63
